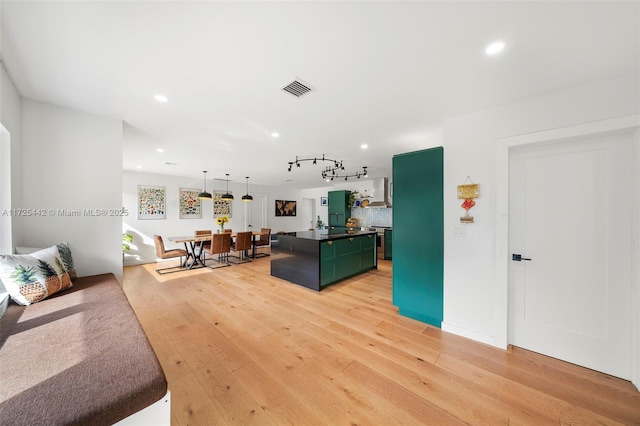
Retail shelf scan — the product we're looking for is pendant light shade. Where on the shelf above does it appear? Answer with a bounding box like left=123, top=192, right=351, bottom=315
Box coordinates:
left=242, top=176, right=253, bottom=202
left=221, top=173, right=234, bottom=201
left=198, top=171, right=212, bottom=200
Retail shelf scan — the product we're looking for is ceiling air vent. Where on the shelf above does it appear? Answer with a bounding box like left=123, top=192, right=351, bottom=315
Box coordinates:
left=282, top=79, right=312, bottom=98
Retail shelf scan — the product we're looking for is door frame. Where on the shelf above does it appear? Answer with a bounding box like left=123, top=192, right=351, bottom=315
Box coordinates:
left=244, top=193, right=267, bottom=231
left=302, top=198, right=316, bottom=230
left=1, top=123, right=12, bottom=255
left=495, top=114, right=639, bottom=389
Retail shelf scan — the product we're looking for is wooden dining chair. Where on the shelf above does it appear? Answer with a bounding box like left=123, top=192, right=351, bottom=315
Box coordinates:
left=253, top=228, right=271, bottom=258
left=153, top=235, right=188, bottom=274
left=204, top=232, right=231, bottom=269
left=228, top=231, right=252, bottom=264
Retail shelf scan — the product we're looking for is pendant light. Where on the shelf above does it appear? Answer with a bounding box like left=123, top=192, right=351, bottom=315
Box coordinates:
left=198, top=171, right=212, bottom=200
left=221, top=173, right=234, bottom=201
left=242, top=176, right=253, bottom=202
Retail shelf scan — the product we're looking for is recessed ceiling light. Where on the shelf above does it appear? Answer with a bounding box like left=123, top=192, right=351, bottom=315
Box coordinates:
left=136, top=165, right=142, bottom=169
left=271, top=132, right=280, bottom=138
left=156, top=148, right=164, bottom=153
left=154, top=94, right=168, bottom=102
left=485, top=41, right=505, bottom=55
left=361, top=144, right=368, bottom=149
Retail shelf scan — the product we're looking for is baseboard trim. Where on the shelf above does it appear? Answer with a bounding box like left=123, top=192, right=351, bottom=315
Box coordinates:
left=441, top=321, right=505, bottom=349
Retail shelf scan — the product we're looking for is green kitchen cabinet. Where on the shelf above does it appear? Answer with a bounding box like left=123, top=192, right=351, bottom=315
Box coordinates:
left=384, top=229, right=392, bottom=260
left=328, top=190, right=350, bottom=228
left=320, top=241, right=337, bottom=286
left=335, top=237, right=361, bottom=278
left=392, top=147, right=443, bottom=327
left=361, top=234, right=376, bottom=269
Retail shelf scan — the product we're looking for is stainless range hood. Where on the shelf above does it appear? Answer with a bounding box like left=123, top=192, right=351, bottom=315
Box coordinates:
left=366, top=177, right=392, bottom=208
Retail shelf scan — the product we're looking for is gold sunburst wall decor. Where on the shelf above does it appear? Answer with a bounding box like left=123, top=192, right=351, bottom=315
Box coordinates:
left=457, top=178, right=479, bottom=223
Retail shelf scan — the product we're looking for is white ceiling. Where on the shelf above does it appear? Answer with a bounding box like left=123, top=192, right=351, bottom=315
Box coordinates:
left=1, top=1, right=638, bottom=188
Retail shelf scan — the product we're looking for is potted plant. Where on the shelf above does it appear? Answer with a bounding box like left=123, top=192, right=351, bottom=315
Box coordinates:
left=348, top=192, right=356, bottom=209
left=122, top=233, right=133, bottom=262
left=216, top=215, right=229, bottom=232
left=122, top=233, right=133, bottom=252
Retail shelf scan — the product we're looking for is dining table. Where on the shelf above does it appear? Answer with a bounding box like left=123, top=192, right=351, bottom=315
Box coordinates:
left=167, top=230, right=269, bottom=270
left=167, top=234, right=212, bottom=269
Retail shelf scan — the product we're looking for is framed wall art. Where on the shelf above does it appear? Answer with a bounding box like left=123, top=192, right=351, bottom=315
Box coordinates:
left=320, top=197, right=328, bottom=206
left=137, top=185, right=166, bottom=220
left=213, top=191, right=232, bottom=217
left=179, top=188, right=202, bottom=219
left=275, top=200, right=297, bottom=217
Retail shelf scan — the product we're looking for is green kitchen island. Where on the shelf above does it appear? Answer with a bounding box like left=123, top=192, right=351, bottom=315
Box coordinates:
left=271, top=229, right=377, bottom=291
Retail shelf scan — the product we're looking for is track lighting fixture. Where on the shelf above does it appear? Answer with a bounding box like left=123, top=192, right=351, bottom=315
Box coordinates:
left=287, top=154, right=367, bottom=182
left=321, top=166, right=368, bottom=182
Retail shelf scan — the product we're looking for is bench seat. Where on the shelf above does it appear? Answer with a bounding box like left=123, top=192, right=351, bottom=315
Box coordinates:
left=0, top=273, right=168, bottom=425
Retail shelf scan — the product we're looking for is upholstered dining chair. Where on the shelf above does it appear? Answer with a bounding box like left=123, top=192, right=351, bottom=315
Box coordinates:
left=194, top=229, right=212, bottom=261
left=229, top=231, right=252, bottom=264
left=153, top=235, right=188, bottom=274
left=253, top=228, right=271, bottom=258
left=204, top=232, right=231, bottom=269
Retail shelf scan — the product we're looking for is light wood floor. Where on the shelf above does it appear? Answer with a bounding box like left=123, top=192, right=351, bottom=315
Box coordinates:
left=123, top=257, right=640, bottom=425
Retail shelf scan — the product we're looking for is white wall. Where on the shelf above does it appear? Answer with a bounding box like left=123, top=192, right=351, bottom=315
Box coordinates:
left=18, top=100, right=123, bottom=280
left=0, top=62, right=22, bottom=250
left=442, top=77, right=640, bottom=348
left=634, top=128, right=640, bottom=390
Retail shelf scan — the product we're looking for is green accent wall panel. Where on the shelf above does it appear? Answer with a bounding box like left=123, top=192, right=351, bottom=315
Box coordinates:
left=392, top=147, right=444, bottom=327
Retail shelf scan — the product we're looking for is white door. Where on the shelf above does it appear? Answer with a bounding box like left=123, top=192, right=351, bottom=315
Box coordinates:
left=302, top=198, right=315, bottom=230
left=509, top=131, right=634, bottom=379
left=246, top=194, right=266, bottom=231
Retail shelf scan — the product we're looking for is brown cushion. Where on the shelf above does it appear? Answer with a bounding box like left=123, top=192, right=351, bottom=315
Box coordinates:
left=0, top=273, right=167, bottom=425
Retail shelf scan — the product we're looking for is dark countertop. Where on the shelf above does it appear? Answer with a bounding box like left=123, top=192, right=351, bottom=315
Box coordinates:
left=282, top=229, right=377, bottom=241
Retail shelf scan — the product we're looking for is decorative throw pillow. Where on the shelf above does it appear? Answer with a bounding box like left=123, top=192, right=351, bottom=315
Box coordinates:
left=56, top=242, right=77, bottom=280
left=0, top=245, right=73, bottom=305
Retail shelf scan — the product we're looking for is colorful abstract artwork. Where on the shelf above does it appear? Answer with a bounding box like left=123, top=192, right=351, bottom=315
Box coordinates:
left=137, top=185, right=166, bottom=220
left=179, top=188, right=202, bottom=219
left=213, top=192, right=232, bottom=217
left=275, top=200, right=297, bottom=217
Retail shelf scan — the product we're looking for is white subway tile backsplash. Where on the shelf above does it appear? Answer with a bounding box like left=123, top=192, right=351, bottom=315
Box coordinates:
left=349, top=207, right=392, bottom=228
